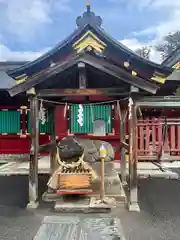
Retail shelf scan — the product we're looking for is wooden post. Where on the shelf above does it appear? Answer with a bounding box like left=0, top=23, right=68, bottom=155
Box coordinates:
left=128, top=97, right=140, bottom=212
left=120, top=106, right=127, bottom=185
left=27, top=96, right=39, bottom=209
left=50, top=107, right=56, bottom=174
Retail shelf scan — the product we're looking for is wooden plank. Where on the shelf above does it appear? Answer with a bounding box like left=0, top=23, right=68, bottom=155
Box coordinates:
left=37, top=88, right=126, bottom=97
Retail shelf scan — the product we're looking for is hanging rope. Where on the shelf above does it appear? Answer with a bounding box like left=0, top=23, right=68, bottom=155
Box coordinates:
left=56, top=146, right=85, bottom=168
left=39, top=99, right=46, bottom=124
left=117, top=100, right=121, bottom=120
left=38, top=97, right=129, bottom=106
left=55, top=146, right=98, bottom=180
left=63, top=102, right=68, bottom=119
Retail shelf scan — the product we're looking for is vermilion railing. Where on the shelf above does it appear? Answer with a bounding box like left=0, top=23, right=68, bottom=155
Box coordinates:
left=136, top=118, right=180, bottom=161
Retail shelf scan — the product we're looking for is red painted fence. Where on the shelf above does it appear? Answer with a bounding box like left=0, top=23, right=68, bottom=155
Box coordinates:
left=137, top=118, right=180, bottom=161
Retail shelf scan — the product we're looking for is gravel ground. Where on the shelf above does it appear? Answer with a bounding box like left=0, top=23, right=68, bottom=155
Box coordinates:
left=0, top=173, right=180, bottom=240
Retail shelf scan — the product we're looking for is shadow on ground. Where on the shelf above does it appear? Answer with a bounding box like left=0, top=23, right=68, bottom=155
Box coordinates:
left=0, top=174, right=49, bottom=207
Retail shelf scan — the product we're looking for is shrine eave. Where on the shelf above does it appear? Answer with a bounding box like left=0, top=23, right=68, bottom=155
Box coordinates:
left=7, top=52, right=159, bottom=97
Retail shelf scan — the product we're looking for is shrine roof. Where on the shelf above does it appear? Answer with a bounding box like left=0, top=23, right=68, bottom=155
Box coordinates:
left=8, top=51, right=159, bottom=97
left=6, top=3, right=173, bottom=87
left=0, top=61, right=28, bottom=71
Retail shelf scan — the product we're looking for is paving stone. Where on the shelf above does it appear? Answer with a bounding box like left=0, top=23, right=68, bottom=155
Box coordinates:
left=34, top=216, right=126, bottom=240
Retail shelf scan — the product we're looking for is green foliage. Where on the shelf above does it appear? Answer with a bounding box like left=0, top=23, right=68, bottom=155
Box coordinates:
left=135, top=46, right=152, bottom=60
left=155, top=31, right=180, bottom=60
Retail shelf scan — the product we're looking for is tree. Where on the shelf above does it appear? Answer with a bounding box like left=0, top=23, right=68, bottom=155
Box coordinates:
left=135, top=46, right=151, bottom=60
left=155, top=30, right=180, bottom=60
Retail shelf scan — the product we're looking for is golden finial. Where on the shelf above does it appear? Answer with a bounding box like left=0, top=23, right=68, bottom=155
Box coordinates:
left=86, top=1, right=91, bottom=12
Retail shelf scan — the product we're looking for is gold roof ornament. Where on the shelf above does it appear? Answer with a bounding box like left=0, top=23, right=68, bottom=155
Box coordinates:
left=131, top=71, right=137, bottom=76
left=173, top=62, right=180, bottom=70
left=15, top=74, right=28, bottom=84
left=86, top=1, right=90, bottom=7
left=72, top=30, right=106, bottom=53
left=151, top=72, right=166, bottom=84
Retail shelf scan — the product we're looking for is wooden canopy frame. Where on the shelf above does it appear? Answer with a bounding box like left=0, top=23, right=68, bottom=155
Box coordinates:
left=7, top=49, right=175, bottom=212
left=12, top=53, right=141, bottom=210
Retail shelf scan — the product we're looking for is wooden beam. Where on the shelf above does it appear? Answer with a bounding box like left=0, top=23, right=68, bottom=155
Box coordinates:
left=135, top=96, right=180, bottom=108
left=78, top=62, right=87, bottom=89
left=82, top=54, right=158, bottom=94
left=37, top=88, right=128, bottom=97
left=27, top=96, right=39, bottom=209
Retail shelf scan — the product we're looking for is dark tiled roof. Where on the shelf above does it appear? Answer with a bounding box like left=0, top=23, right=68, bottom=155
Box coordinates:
left=0, top=71, right=16, bottom=89
left=0, top=61, right=28, bottom=71
left=0, top=62, right=28, bottom=89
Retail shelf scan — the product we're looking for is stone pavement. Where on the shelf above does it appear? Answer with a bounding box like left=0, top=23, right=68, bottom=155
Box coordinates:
left=34, top=215, right=126, bottom=240
left=1, top=172, right=180, bottom=239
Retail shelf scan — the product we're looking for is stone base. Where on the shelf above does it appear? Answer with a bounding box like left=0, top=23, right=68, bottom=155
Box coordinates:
left=128, top=202, right=140, bottom=212
left=54, top=196, right=113, bottom=213
left=89, top=196, right=116, bottom=209
left=27, top=201, right=39, bottom=210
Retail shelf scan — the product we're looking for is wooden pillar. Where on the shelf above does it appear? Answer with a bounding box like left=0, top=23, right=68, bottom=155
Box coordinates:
left=128, top=97, right=140, bottom=212
left=78, top=62, right=87, bottom=89
left=50, top=107, right=56, bottom=174
left=27, top=95, right=39, bottom=209
left=119, top=105, right=127, bottom=185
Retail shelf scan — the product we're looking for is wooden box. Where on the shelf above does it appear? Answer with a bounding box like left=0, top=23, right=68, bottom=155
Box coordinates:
left=58, top=173, right=92, bottom=190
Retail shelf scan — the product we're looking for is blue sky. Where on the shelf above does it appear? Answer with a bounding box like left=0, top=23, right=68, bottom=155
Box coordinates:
left=0, top=0, right=180, bottom=63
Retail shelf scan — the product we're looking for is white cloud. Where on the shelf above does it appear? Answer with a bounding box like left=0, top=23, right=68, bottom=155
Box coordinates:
left=0, top=43, right=49, bottom=61
left=0, top=0, right=72, bottom=42
left=132, top=0, right=180, bottom=42
left=121, top=39, right=144, bottom=51
left=120, top=38, right=162, bottom=63
left=120, top=0, right=180, bottom=63
left=134, top=11, right=180, bottom=42
left=0, top=0, right=72, bottom=61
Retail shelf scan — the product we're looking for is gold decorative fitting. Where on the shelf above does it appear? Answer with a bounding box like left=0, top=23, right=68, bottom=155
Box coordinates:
left=151, top=72, right=166, bottom=84
left=26, top=87, right=36, bottom=95
left=132, top=71, right=137, bottom=76
left=72, top=30, right=106, bottom=53
left=173, top=61, right=180, bottom=70
left=15, top=74, right=28, bottom=85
